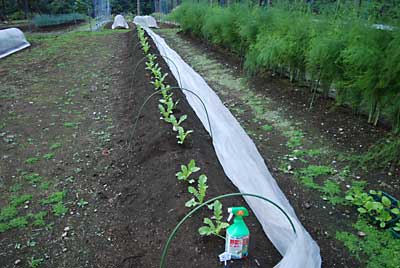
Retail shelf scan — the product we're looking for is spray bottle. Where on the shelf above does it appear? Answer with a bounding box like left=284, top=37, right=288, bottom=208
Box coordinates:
left=225, top=207, right=250, bottom=259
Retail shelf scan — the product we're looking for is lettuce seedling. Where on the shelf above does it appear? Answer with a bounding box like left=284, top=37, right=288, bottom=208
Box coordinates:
left=166, top=114, right=187, bottom=131
left=152, top=73, right=168, bottom=90
left=147, top=53, right=157, bottom=62
left=198, top=200, right=230, bottom=237
left=177, top=126, right=193, bottom=145
left=142, top=42, right=150, bottom=54
left=158, top=97, right=177, bottom=121
left=176, top=159, right=200, bottom=183
left=185, top=175, right=208, bottom=207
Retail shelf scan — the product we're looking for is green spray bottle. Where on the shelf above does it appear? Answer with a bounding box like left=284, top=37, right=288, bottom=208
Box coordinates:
left=225, top=207, right=250, bottom=259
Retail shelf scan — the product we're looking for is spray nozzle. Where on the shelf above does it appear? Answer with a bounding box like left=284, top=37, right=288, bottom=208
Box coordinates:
left=227, top=207, right=249, bottom=222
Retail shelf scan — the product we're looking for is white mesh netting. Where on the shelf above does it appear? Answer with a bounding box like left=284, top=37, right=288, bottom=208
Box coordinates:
left=0, top=28, right=31, bottom=59
left=133, top=16, right=158, bottom=28
left=112, top=15, right=129, bottom=29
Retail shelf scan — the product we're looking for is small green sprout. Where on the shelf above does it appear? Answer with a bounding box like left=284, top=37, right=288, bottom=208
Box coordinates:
left=166, top=114, right=187, bottom=131
left=198, top=200, right=230, bottom=238
left=176, top=159, right=200, bottom=183
left=77, top=199, right=89, bottom=208
left=176, top=126, right=193, bottom=145
left=23, top=173, right=43, bottom=184
left=28, top=257, right=44, bottom=268
left=185, top=175, right=208, bottom=207
left=43, top=153, right=55, bottom=160
left=25, top=157, right=40, bottom=164
left=52, top=202, right=68, bottom=216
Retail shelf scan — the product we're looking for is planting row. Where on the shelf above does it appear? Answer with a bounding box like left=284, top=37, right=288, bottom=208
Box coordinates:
left=136, top=25, right=231, bottom=240
left=170, top=3, right=400, bottom=133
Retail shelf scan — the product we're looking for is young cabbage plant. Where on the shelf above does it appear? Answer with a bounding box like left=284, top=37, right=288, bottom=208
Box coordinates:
left=152, top=73, right=168, bottom=90
left=160, top=85, right=173, bottom=100
left=158, top=103, right=172, bottom=120
left=185, top=174, right=208, bottom=207
left=145, top=61, right=155, bottom=71
left=147, top=53, right=157, bottom=62
left=159, top=97, right=177, bottom=121
left=150, top=64, right=162, bottom=79
left=142, top=42, right=150, bottom=54
left=166, top=114, right=187, bottom=131
left=176, top=159, right=201, bottom=183
left=177, top=126, right=193, bottom=145
left=198, top=200, right=230, bottom=238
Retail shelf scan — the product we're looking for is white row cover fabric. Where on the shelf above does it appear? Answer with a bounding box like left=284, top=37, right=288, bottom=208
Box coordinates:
left=0, top=28, right=30, bottom=59
left=133, top=16, right=158, bottom=28
left=140, top=25, right=322, bottom=268
left=112, top=15, right=129, bottom=29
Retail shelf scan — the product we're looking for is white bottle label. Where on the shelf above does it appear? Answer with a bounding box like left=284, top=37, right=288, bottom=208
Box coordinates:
left=225, top=233, right=250, bottom=259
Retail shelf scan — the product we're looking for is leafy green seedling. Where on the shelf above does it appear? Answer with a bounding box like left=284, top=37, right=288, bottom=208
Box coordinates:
left=9, top=216, right=28, bottom=229
left=41, top=191, right=66, bottom=205
left=320, top=180, right=344, bottom=205
left=198, top=200, right=230, bottom=237
left=177, top=126, right=193, bottom=145
left=185, top=175, right=208, bottom=207
left=29, top=211, right=48, bottom=227
left=10, top=194, right=32, bottom=207
left=63, top=122, right=78, bottom=128
left=166, top=114, right=187, bottom=131
left=152, top=73, right=168, bottom=90
left=23, top=173, right=43, bottom=184
left=28, top=257, right=44, bottom=268
left=261, top=124, right=273, bottom=131
left=394, top=222, right=400, bottom=232
left=9, top=183, right=22, bottom=192
left=176, top=159, right=200, bottom=183
left=0, top=206, right=18, bottom=222
left=25, top=157, right=40, bottom=164
left=52, top=202, right=68, bottom=216
left=43, top=153, right=55, bottom=160
left=77, top=199, right=89, bottom=208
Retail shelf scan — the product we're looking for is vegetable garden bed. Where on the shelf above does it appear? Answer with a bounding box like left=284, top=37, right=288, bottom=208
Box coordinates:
left=107, top=26, right=283, bottom=267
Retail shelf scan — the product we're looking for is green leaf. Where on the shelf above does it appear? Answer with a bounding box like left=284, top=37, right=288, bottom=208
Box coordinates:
left=357, top=207, right=367, bottom=214
left=391, top=208, right=400, bottom=215
left=381, top=196, right=391, bottom=207
left=198, top=226, right=212, bottom=236
left=185, top=198, right=197, bottom=208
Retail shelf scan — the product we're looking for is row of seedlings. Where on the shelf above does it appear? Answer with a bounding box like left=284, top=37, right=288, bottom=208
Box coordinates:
left=137, top=26, right=193, bottom=145
left=136, top=26, right=230, bottom=240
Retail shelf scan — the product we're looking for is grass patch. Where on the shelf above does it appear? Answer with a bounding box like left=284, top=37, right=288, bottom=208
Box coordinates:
left=295, top=165, right=333, bottom=189
left=52, top=202, right=68, bottom=216
left=41, top=191, right=66, bottom=205
left=261, top=124, right=273, bottom=132
left=29, top=211, right=48, bottom=227
left=23, top=173, right=43, bottom=184
left=336, top=219, right=400, bottom=268
left=10, top=194, right=33, bottom=207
